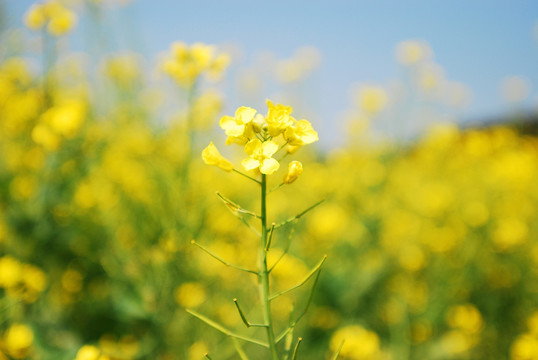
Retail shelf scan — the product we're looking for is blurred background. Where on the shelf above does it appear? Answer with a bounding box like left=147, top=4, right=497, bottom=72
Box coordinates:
left=0, top=1, right=537, bottom=359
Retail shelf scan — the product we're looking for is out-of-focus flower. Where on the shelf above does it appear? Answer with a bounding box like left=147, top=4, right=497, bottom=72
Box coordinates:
left=162, top=42, right=229, bottom=88
left=241, top=139, right=280, bottom=175
left=446, top=304, right=484, bottom=334
left=356, top=86, right=388, bottom=114
left=202, top=142, right=234, bottom=172
left=103, top=54, right=141, bottom=89
left=329, top=325, right=382, bottom=360
left=24, top=5, right=47, bottom=29
left=3, top=324, right=34, bottom=359
left=396, top=40, right=432, bottom=65
left=23, top=1, right=78, bottom=36
left=174, top=282, right=206, bottom=308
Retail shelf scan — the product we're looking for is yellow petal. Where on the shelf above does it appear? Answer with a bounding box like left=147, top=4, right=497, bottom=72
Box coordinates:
left=202, top=142, right=233, bottom=171
left=220, top=115, right=244, bottom=137
left=242, top=158, right=260, bottom=171
left=244, top=139, right=262, bottom=157
left=260, top=158, right=280, bottom=175
left=235, top=106, right=257, bottom=124
left=261, top=140, right=279, bottom=157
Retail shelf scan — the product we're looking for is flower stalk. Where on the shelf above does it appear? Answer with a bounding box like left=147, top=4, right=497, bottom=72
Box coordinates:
left=259, top=174, right=280, bottom=360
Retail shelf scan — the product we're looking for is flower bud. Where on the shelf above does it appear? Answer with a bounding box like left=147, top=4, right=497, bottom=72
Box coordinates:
left=202, top=142, right=234, bottom=171
left=283, top=161, right=303, bottom=184
left=252, top=113, right=267, bottom=133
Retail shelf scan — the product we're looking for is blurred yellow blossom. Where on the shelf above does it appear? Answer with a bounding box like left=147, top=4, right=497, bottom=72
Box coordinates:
left=2, top=324, right=34, bottom=359
left=23, top=1, right=77, bottom=36
left=330, top=325, right=383, bottom=360
left=356, top=86, right=388, bottom=114
left=174, top=282, right=206, bottom=308
left=162, top=42, right=229, bottom=87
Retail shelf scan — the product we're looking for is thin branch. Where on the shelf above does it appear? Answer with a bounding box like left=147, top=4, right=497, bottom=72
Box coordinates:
left=204, top=354, right=213, bottom=360
left=268, top=225, right=296, bottom=273
left=238, top=216, right=261, bottom=237
left=283, top=323, right=295, bottom=360
left=268, top=182, right=285, bottom=194
left=293, top=255, right=327, bottom=325
left=274, top=199, right=325, bottom=229
left=231, top=338, right=250, bottom=360
left=191, top=240, right=258, bottom=275
left=265, top=223, right=276, bottom=251
left=291, top=337, right=302, bottom=360
left=331, top=340, right=345, bottom=360
left=186, top=309, right=269, bottom=348
left=233, top=298, right=268, bottom=328
left=276, top=326, right=293, bottom=344
left=233, top=169, right=261, bottom=184
left=216, top=192, right=261, bottom=218
left=270, top=255, right=327, bottom=301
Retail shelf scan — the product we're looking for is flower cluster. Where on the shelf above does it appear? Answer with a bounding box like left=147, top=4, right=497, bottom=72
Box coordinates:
left=203, top=100, right=318, bottom=178
left=162, top=42, right=230, bottom=88
left=24, top=1, right=77, bottom=36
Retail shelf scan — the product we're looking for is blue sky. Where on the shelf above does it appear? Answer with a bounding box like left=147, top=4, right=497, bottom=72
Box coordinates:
left=4, top=0, right=538, bottom=145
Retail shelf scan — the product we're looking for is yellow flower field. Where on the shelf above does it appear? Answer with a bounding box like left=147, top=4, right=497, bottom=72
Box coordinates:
left=0, top=1, right=537, bottom=359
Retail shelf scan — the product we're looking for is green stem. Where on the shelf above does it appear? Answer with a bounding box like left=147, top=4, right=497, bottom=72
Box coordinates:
left=259, top=174, right=279, bottom=360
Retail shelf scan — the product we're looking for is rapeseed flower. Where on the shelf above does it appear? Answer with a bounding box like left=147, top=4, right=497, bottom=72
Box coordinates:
left=241, top=139, right=280, bottom=175
left=284, top=118, right=319, bottom=146
left=219, top=106, right=256, bottom=144
left=23, top=1, right=77, bottom=36
left=266, top=100, right=294, bottom=136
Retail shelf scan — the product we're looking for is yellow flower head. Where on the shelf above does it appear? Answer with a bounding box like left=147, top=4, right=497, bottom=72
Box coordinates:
left=162, top=42, right=229, bottom=88
left=241, top=139, right=280, bottom=175
left=47, top=8, right=77, bottom=36
left=202, top=142, right=234, bottom=172
left=74, top=345, right=101, bottom=360
left=284, top=119, right=318, bottom=147
left=24, top=4, right=47, bottom=30
left=23, top=1, right=77, bottom=36
left=219, top=106, right=257, bottom=145
left=265, top=100, right=294, bottom=137
left=283, top=161, right=303, bottom=184
left=3, top=323, right=34, bottom=359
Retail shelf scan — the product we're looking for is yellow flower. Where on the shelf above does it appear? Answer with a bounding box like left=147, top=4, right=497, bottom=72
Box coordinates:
left=357, top=86, right=387, bottom=114
left=284, top=119, right=318, bottom=146
left=330, top=325, right=381, bottom=360
left=23, top=1, right=77, bottom=36
left=74, top=345, right=109, bottom=360
left=283, top=161, right=303, bottom=184
left=241, top=139, right=280, bottom=175
left=162, top=42, right=229, bottom=88
left=202, top=142, right=234, bottom=171
left=219, top=106, right=257, bottom=144
left=3, top=324, right=34, bottom=359
left=265, top=100, right=294, bottom=137
left=47, top=8, right=77, bottom=36
left=24, top=5, right=46, bottom=30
